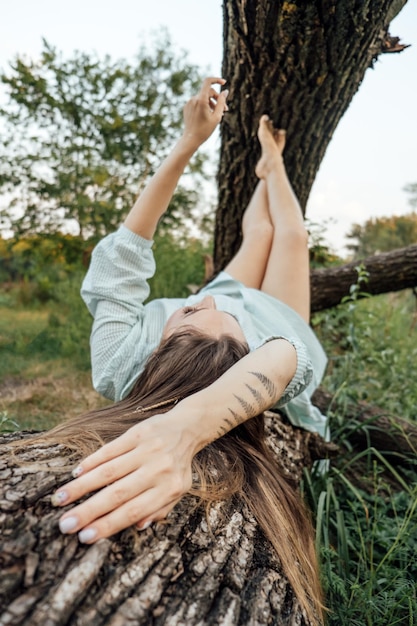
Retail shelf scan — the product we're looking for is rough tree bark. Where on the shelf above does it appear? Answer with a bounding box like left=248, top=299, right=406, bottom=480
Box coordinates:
left=0, top=416, right=334, bottom=626
left=215, top=0, right=409, bottom=270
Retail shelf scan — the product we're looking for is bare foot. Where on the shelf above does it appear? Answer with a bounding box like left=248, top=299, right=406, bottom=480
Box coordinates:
left=255, top=115, right=286, bottom=180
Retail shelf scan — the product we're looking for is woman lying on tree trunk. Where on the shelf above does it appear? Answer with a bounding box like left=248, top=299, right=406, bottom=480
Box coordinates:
left=36, top=78, right=328, bottom=624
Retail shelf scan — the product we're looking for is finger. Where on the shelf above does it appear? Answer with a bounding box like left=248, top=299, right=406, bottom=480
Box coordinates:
left=51, top=446, right=147, bottom=507
left=199, top=76, right=226, bottom=97
left=136, top=499, right=180, bottom=531
left=208, top=87, right=229, bottom=113
left=57, top=452, right=190, bottom=538
left=212, top=89, right=229, bottom=119
left=273, top=128, right=286, bottom=151
left=75, top=484, right=182, bottom=543
left=57, top=465, right=149, bottom=537
left=208, top=88, right=219, bottom=109
left=74, top=487, right=159, bottom=543
left=69, top=424, right=142, bottom=478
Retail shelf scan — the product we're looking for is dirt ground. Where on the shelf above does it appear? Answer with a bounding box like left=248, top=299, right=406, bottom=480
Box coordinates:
left=0, top=372, right=109, bottom=432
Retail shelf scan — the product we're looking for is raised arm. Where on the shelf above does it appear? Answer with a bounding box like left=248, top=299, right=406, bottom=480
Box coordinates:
left=80, top=78, right=228, bottom=399
left=124, top=77, right=228, bottom=238
left=52, top=338, right=301, bottom=543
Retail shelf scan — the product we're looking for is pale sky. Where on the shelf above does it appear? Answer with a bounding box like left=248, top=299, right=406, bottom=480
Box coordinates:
left=1, top=0, right=416, bottom=255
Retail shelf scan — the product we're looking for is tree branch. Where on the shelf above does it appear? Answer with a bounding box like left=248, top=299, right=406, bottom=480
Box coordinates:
left=311, top=244, right=417, bottom=312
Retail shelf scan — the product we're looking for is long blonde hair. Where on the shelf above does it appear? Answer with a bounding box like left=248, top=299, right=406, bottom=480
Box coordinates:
left=28, top=330, right=325, bottom=624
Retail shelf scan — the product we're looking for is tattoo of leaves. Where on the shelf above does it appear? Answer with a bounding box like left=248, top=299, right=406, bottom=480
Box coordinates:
left=249, top=371, right=276, bottom=399
left=228, top=407, right=244, bottom=427
left=217, top=416, right=240, bottom=437
left=233, top=394, right=256, bottom=418
left=216, top=425, right=229, bottom=438
left=245, top=383, right=265, bottom=410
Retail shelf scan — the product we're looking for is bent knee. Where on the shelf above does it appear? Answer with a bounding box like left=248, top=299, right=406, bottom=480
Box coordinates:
left=282, top=226, right=309, bottom=249
left=242, top=221, right=274, bottom=248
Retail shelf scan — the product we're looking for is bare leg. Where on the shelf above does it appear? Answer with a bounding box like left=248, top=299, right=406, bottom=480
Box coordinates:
left=256, top=116, right=310, bottom=322
left=224, top=180, right=273, bottom=289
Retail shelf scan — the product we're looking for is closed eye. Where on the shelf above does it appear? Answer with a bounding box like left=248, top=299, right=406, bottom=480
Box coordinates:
left=183, top=306, right=198, bottom=316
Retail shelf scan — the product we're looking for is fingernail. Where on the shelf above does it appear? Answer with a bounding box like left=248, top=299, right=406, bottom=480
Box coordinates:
left=59, top=516, right=79, bottom=533
left=223, top=89, right=229, bottom=97
left=78, top=528, right=98, bottom=543
left=72, top=465, right=83, bottom=478
left=138, top=521, right=152, bottom=531
left=51, top=490, right=68, bottom=506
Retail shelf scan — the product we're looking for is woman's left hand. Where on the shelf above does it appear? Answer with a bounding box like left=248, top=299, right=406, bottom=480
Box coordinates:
left=51, top=413, right=195, bottom=543
left=181, top=77, right=229, bottom=148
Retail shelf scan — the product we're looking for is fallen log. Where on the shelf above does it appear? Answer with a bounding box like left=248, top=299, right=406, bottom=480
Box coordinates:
left=313, top=388, right=417, bottom=460
left=310, top=245, right=417, bottom=312
left=0, top=413, right=334, bottom=626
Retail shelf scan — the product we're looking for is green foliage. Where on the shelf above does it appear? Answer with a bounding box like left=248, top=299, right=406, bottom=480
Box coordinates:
left=0, top=233, right=90, bottom=299
left=0, top=411, right=20, bottom=433
left=0, top=36, right=205, bottom=238
left=314, top=293, right=417, bottom=417
left=307, top=219, right=344, bottom=268
left=306, top=460, right=417, bottom=626
left=346, top=213, right=417, bottom=258
left=31, top=275, right=92, bottom=369
left=404, top=182, right=417, bottom=211
left=309, top=270, right=417, bottom=625
left=312, top=262, right=417, bottom=416
left=0, top=272, right=92, bottom=371
left=148, top=231, right=212, bottom=299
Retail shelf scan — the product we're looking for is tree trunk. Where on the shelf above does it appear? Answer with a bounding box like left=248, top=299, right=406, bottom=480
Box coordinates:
left=310, top=244, right=417, bottom=312
left=0, top=416, right=333, bottom=626
left=215, top=0, right=408, bottom=270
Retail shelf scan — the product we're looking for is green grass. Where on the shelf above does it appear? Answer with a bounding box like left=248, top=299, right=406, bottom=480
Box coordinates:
left=313, top=291, right=417, bottom=420
left=0, top=302, right=50, bottom=376
left=0, top=281, right=105, bottom=430
left=304, top=439, right=417, bottom=625
left=309, top=288, right=417, bottom=625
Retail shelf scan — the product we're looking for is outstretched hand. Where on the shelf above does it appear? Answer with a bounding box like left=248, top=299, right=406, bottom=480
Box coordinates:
left=51, top=412, right=196, bottom=543
left=182, top=77, right=229, bottom=148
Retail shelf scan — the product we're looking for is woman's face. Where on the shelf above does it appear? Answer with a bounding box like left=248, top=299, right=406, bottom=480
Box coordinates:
left=163, top=295, right=246, bottom=342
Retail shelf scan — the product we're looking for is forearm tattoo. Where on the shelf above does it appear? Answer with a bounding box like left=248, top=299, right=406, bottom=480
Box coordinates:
left=216, top=370, right=279, bottom=437
left=228, top=408, right=244, bottom=428
left=216, top=415, right=239, bottom=438
left=244, top=383, right=264, bottom=410
left=233, top=394, right=256, bottom=418
left=249, top=371, right=277, bottom=399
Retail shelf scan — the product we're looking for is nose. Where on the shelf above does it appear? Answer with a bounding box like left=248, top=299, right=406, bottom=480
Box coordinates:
left=199, top=295, right=216, bottom=310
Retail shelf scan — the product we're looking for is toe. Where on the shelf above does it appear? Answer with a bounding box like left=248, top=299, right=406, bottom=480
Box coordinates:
left=274, top=128, right=286, bottom=152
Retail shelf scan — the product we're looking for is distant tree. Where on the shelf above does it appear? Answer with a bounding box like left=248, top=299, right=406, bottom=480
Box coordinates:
left=0, top=37, right=204, bottom=239
left=404, top=182, right=417, bottom=210
left=346, top=214, right=417, bottom=257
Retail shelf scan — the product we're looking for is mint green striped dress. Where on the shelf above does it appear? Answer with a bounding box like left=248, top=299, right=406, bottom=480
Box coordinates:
left=81, top=225, right=328, bottom=439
